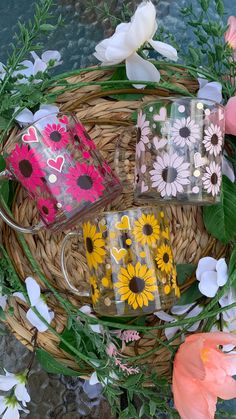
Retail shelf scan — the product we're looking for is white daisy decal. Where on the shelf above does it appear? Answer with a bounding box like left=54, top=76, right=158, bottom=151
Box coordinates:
left=150, top=152, right=191, bottom=197
left=136, top=111, right=150, bottom=157
left=171, top=117, right=201, bottom=147
left=202, top=162, right=222, bottom=197
left=203, top=124, right=223, bottom=156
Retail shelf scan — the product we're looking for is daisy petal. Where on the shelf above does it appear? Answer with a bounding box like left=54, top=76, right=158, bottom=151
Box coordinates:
left=149, top=40, right=178, bottom=61
left=198, top=271, right=219, bottom=297
left=126, top=52, right=160, bottom=89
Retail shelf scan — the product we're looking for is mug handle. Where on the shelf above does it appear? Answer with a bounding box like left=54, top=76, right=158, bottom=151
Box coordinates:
left=113, top=126, right=137, bottom=187
left=0, top=169, right=44, bottom=234
left=60, top=231, right=90, bottom=297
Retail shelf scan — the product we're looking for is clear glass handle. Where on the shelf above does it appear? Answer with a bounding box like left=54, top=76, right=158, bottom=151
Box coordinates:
left=0, top=170, right=43, bottom=234
left=113, top=126, right=137, bottom=188
left=60, top=231, right=90, bottom=297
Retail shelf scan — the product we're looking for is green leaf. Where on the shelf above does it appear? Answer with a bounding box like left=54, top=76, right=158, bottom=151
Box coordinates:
left=0, top=156, right=6, bottom=171
left=200, top=0, right=210, bottom=12
left=215, top=0, right=224, bottom=16
left=203, top=176, right=236, bottom=244
left=177, top=282, right=202, bottom=305
left=177, top=264, right=196, bottom=285
left=59, top=328, right=78, bottom=356
left=229, top=245, right=236, bottom=277
left=0, top=307, right=6, bottom=320
left=149, top=400, right=157, bottom=417
left=39, top=23, right=55, bottom=31
left=36, top=348, right=81, bottom=376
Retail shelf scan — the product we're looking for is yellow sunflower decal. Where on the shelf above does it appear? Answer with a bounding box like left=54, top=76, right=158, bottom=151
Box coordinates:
left=83, top=222, right=106, bottom=269
left=115, top=262, right=157, bottom=310
left=133, top=214, right=160, bottom=246
left=171, top=266, right=180, bottom=298
left=89, top=276, right=100, bottom=305
left=155, top=244, right=173, bottom=274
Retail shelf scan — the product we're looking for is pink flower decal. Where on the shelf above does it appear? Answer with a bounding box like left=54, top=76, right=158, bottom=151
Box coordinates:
left=73, top=123, right=96, bottom=150
left=173, top=332, right=236, bottom=419
left=225, top=16, right=236, bottom=50
left=37, top=197, right=57, bottom=224
left=65, top=162, right=105, bottom=203
left=42, top=123, right=70, bottom=150
left=7, top=144, right=46, bottom=192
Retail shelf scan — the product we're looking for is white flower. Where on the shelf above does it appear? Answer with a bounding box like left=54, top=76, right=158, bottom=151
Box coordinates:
left=0, top=395, right=28, bottom=419
left=136, top=111, right=150, bottom=157
left=0, top=292, right=7, bottom=311
left=150, top=152, right=190, bottom=197
left=79, top=305, right=103, bottom=334
left=31, top=50, right=62, bottom=68
left=0, top=370, right=30, bottom=407
left=202, top=161, right=222, bottom=197
left=89, top=371, right=118, bottom=387
left=94, top=1, right=178, bottom=89
left=196, top=257, right=228, bottom=298
left=155, top=303, right=203, bottom=340
left=197, top=77, right=223, bottom=104
left=171, top=117, right=201, bottom=147
left=203, top=124, right=223, bottom=156
left=15, top=104, right=60, bottom=127
left=223, top=154, right=235, bottom=183
left=13, top=277, right=54, bottom=332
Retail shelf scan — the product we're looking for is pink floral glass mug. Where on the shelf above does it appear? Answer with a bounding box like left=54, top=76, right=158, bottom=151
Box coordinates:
left=0, top=112, right=122, bottom=233
left=134, top=97, right=225, bottom=205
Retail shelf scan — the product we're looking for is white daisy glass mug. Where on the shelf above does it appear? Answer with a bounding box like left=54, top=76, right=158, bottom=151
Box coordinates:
left=0, top=112, right=122, bottom=233
left=134, top=97, right=225, bottom=205
left=61, top=206, right=180, bottom=316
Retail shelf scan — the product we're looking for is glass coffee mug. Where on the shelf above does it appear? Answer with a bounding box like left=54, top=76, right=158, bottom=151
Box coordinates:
left=0, top=112, right=122, bottom=233
left=135, top=97, right=225, bottom=205
left=61, top=206, right=180, bottom=316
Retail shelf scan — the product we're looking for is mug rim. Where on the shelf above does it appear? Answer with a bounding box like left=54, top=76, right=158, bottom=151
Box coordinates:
left=15, top=111, right=77, bottom=137
left=101, top=205, right=163, bottom=216
left=140, top=95, right=224, bottom=110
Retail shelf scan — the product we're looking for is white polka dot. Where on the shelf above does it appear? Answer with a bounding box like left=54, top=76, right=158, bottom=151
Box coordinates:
left=48, top=174, right=57, bottom=184
left=197, top=102, right=204, bottom=110
left=141, top=165, right=147, bottom=174
left=106, top=264, right=111, bottom=269
left=192, top=186, right=200, bottom=194
left=149, top=106, right=153, bottom=112
left=205, top=109, right=211, bottom=116
left=178, top=105, right=185, bottom=113
left=147, top=143, right=152, bottom=149
left=57, top=203, right=62, bottom=209
left=193, top=170, right=201, bottom=177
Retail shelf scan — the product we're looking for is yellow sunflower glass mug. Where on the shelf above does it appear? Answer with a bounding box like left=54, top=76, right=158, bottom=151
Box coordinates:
left=61, top=206, right=179, bottom=316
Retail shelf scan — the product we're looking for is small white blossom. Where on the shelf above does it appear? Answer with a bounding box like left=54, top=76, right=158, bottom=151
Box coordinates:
left=79, top=305, right=103, bottom=334
left=15, top=104, right=60, bottom=127
left=14, top=277, right=54, bottom=332
left=94, top=1, right=177, bottom=89
left=89, top=371, right=118, bottom=387
left=0, top=395, right=28, bottom=419
left=196, top=257, right=228, bottom=298
left=0, top=370, right=30, bottom=407
left=155, top=303, right=203, bottom=340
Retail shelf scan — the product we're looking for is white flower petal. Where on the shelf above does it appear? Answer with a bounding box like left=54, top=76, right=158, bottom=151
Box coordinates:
left=90, top=324, right=102, bottom=334
left=154, top=310, right=174, bottom=322
left=79, top=305, right=93, bottom=315
left=198, top=271, right=219, bottom=297
left=196, top=257, right=217, bottom=281
left=223, top=156, right=235, bottom=183
left=30, top=51, right=40, bottom=61
left=0, top=295, right=7, bottom=311
left=13, top=292, right=27, bottom=303
left=149, top=40, right=178, bottom=61
left=197, top=81, right=222, bottom=104
left=25, top=277, right=41, bottom=307
left=126, top=52, right=160, bottom=89
left=216, top=258, right=228, bottom=286
left=0, top=376, right=18, bottom=391
left=127, top=1, right=157, bottom=50
left=89, top=372, right=100, bottom=386
left=36, top=300, right=53, bottom=324
left=165, top=325, right=180, bottom=340
left=171, top=304, right=194, bottom=316
left=15, top=383, right=30, bottom=404
left=3, top=406, right=20, bottom=419
left=15, top=108, right=34, bottom=126
left=0, top=397, right=6, bottom=415
left=187, top=321, right=201, bottom=332
left=33, top=58, right=47, bottom=75
left=198, top=77, right=208, bottom=89
left=41, top=50, right=61, bottom=64
left=26, top=308, right=48, bottom=332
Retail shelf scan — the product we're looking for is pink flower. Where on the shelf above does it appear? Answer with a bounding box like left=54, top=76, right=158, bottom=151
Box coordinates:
left=37, top=197, right=57, bottom=224
left=42, top=123, right=70, bottom=150
left=173, top=332, right=236, bottom=419
left=225, top=96, right=236, bottom=135
left=73, top=123, right=96, bottom=150
left=225, top=16, right=236, bottom=50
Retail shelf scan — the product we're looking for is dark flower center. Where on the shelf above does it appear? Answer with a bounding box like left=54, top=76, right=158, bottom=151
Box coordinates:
left=19, top=159, right=33, bottom=178
left=77, top=175, right=93, bottom=190
left=42, top=205, right=49, bottom=215
left=211, top=134, right=219, bottom=145
left=211, top=173, right=218, bottom=185
left=137, top=127, right=142, bottom=142
left=179, top=126, right=191, bottom=138
left=163, top=252, right=170, bottom=263
left=50, top=130, right=62, bottom=142
left=142, top=224, right=153, bottom=236
left=162, top=167, right=178, bottom=183
left=74, top=134, right=79, bottom=142
left=86, top=237, right=94, bottom=253
left=129, top=276, right=145, bottom=294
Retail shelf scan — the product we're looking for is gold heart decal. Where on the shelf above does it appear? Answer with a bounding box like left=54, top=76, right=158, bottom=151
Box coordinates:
left=110, top=247, right=127, bottom=264
left=115, top=215, right=131, bottom=230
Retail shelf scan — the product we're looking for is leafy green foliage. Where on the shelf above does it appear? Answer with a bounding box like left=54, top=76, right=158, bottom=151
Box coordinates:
left=177, top=264, right=196, bottom=285
left=36, top=348, right=81, bottom=376
left=177, top=282, right=202, bottom=306
left=203, top=176, right=236, bottom=244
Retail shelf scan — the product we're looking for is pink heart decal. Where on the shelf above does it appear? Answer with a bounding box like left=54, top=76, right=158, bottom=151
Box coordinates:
left=47, top=155, right=65, bottom=172
left=153, top=107, right=167, bottom=122
left=59, top=115, right=69, bottom=125
left=22, top=127, right=38, bottom=143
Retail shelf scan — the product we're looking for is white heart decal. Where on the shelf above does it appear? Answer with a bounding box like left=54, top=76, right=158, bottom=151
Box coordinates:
left=194, top=152, right=208, bottom=168
left=153, top=107, right=167, bottom=122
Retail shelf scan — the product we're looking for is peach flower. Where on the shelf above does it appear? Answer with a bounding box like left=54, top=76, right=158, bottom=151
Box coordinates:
left=225, top=16, right=236, bottom=50
left=173, top=332, right=236, bottom=419
left=225, top=96, right=236, bottom=135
